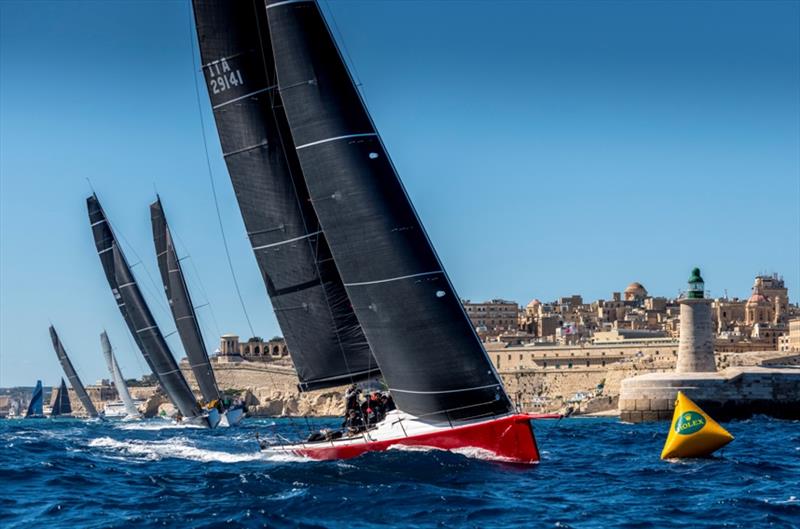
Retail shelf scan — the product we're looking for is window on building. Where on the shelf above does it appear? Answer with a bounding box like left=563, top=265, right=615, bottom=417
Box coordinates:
left=568, top=362, right=573, bottom=369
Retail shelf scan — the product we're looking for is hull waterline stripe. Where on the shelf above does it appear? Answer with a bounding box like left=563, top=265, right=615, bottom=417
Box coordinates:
left=267, top=0, right=312, bottom=9
left=252, top=230, right=322, bottom=251
left=296, top=133, right=377, bottom=150
left=212, top=86, right=275, bottom=109
left=345, top=270, right=442, bottom=287
left=389, top=383, right=501, bottom=395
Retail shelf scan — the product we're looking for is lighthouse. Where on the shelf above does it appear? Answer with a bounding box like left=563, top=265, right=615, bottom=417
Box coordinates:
left=676, top=268, right=716, bottom=373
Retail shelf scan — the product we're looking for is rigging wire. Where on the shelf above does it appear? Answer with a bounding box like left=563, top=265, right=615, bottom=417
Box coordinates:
left=184, top=0, right=256, bottom=339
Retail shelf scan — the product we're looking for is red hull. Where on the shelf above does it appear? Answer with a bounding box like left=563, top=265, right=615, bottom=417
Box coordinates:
left=282, top=414, right=540, bottom=464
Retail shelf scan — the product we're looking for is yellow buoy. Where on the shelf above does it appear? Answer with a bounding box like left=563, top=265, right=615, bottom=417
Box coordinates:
left=660, top=391, right=734, bottom=459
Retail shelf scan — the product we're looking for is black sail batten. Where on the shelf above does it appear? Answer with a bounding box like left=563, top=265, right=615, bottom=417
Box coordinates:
left=51, top=378, right=73, bottom=417
left=191, top=0, right=378, bottom=391
left=49, top=326, right=98, bottom=418
left=265, top=0, right=513, bottom=420
left=87, top=195, right=203, bottom=419
left=150, top=198, right=221, bottom=403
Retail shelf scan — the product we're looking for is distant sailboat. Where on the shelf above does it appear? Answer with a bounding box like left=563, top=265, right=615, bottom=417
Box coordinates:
left=50, top=378, right=73, bottom=418
left=87, top=194, right=218, bottom=428
left=100, top=331, right=141, bottom=420
left=50, top=326, right=100, bottom=419
left=150, top=197, right=243, bottom=426
left=192, top=0, right=541, bottom=462
left=25, top=380, right=44, bottom=419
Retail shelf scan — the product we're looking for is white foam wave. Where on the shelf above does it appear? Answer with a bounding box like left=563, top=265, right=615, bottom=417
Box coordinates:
left=386, top=443, right=524, bottom=463
left=114, top=421, right=205, bottom=431
left=88, top=436, right=309, bottom=464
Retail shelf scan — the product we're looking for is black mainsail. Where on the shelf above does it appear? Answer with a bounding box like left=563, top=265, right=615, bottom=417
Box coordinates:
left=50, top=378, right=73, bottom=417
left=191, top=0, right=378, bottom=390
left=265, top=0, right=513, bottom=421
left=150, top=197, right=220, bottom=404
left=87, top=195, right=203, bottom=420
left=49, top=325, right=99, bottom=418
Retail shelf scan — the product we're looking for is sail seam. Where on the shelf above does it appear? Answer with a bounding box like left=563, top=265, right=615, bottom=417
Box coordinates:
left=91, top=219, right=107, bottom=227
left=389, top=383, right=501, bottom=395
left=252, top=230, right=322, bottom=251
left=223, top=140, right=269, bottom=158
left=295, top=133, right=377, bottom=150
left=345, top=270, right=443, bottom=287
left=212, top=86, right=275, bottom=109
left=97, top=246, right=113, bottom=255
left=135, top=325, right=158, bottom=334
left=267, top=0, right=313, bottom=9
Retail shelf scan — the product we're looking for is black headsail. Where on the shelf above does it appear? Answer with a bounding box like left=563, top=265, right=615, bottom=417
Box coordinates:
left=265, top=0, right=513, bottom=421
left=150, top=197, right=220, bottom=403
left=49, top=325, right=99, bottom=418
left=50, top=378, right=73, bottom=417
left=191, top=0, right=377, bottom=390
left=87, top=195, right=203, bottom=419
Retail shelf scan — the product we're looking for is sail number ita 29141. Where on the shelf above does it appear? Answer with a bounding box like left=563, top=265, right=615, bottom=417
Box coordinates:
left=206, top=58, right=244, bottom=95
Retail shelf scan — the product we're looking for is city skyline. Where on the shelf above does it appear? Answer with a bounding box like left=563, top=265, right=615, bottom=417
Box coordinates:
left=1, top=0, right=798, bottom=386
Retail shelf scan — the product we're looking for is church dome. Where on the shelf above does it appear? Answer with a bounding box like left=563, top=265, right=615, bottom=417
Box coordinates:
left=526, top=299, right=541, bottom=308
left=625, top=282, right=646, bottom=293
left=747, top=292, right=769, bottom=305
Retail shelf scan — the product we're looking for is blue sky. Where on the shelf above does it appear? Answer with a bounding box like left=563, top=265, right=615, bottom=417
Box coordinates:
left=1, top=0, right=798, bottom=387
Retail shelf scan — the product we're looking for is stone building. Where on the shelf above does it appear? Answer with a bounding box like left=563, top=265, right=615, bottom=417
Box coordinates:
left=217, top=334, right=289, bottom=363
left=463, top=299, right=520, bottom=339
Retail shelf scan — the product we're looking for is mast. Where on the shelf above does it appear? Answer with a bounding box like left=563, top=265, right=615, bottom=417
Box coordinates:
left=150, top=198, right=220, bottom=403
left=100, top=331, right=140, bottom=417
left=25, top=380, right=43, bottom=418
left=49, top=325, right=99, bottom=418
left=87, top=195, right=203, bottom=419
left=265, top=0, right=513, bottom=421
left=191, top=0, right=378, bottom=391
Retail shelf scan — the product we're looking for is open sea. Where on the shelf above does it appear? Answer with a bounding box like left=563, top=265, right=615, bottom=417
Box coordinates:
left=0, top=416, right=798, bottom=528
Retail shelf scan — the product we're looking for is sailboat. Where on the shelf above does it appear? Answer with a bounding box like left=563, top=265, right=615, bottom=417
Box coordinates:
left=24, top=380, right=45, bottom=419
left=150, top=197, right=243, bottom=426
left=100, top=331, right=142, bottom=420
left=50, top=325, right=100, bottom=419
left=87, top=194, right=219, bottom=428
left=191, top=0, right=541, bottom=463
left=50, top=378, right=73, bottom=418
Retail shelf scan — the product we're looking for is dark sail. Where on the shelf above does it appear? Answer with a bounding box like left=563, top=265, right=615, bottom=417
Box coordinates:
left=49, top=325, right=99, bottom=418
left=191, top=0, right=378, bottom=390
left=265, top=0, right=512, bottom=420
left=87, top=195, right=203, bottom=419
left=50, top=378, right=73, bottom=417
left=25, top=380, right=44, bottom=418
left=150, top=197, right=220, bottom=403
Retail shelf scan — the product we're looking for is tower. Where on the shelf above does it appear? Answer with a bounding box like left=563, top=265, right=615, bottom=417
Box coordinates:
left=676, top=268, right=716, bottom=373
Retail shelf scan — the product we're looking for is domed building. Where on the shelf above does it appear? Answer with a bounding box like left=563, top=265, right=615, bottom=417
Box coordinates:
left=745, top=290, right=773, bottom=326
left=624, top=282, right=648, bottom=302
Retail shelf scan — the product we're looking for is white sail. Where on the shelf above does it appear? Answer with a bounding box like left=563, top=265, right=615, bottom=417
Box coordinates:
left=100, top=331, right=140, bottom=418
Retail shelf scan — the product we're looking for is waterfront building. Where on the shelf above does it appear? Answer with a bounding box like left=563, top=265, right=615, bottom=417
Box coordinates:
left=217, top=334, right=289, bottom=363
left=463, top=298, right=520, bottom=339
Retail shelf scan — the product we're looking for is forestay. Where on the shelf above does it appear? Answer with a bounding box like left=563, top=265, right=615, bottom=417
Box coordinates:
left=191, top=0, right=378, bottom=390
left=49, top=326, right=99, bottom=418
left=265, top=0, right=513, bottom=420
